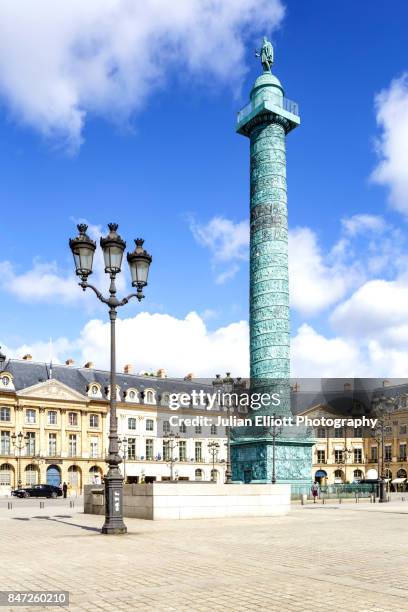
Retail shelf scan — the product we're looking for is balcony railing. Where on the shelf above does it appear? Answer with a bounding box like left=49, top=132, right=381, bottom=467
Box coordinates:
left=237, top=96, right=300, bottom=124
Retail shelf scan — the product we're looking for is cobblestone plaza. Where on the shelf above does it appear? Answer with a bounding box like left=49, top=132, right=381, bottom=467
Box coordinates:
left=2, top=498, right=408, bottom=611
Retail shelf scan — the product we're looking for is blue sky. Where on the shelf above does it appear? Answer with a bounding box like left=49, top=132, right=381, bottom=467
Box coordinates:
left=1, top=0, right=408, bottom=377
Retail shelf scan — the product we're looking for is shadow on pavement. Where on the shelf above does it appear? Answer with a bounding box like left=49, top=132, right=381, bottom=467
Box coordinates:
left=33, top=515, right=100, bottom=532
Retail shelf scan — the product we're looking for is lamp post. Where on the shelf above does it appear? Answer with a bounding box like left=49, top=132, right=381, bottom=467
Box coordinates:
left=11, top=432, right=29, bottom=488
left=163, top=432, right=179, bottom=481
left=208, top=441, right=219, bottom=482
left=69, top=223, right=152, bottom=534
left=118, top=436, right=128, bottom=484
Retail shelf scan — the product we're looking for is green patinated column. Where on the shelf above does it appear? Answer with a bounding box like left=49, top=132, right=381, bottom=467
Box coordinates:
left=231, top=39, right=313, bottom=491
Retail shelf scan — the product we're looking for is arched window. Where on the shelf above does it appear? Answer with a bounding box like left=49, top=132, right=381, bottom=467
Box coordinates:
left=125, top=389, right=139, bottom=403
left=0, top=463, right=13, bottom=486
left=68, top=465, right=81, bottom=489
left=353, top=469, right=363, bottom=480
left=25, top=464, right=38, bottom=486
left=0, top=373, right=14, bottom=390
left=334, top=469, right=344, bottom=483
left=161, top=393, right=170, bottom=406
left=195, top=469, right=203, bottom=481
left=87, top=384, right=102, bottom=398
left=397, top=468, right=407, bottom=479
left=144, top=389, right=155, bottom=405
left=88, top=466, right=102, bottom=485
left=210, top=469, right=219, bottom=483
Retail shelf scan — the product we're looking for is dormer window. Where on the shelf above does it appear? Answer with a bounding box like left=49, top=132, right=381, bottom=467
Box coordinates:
left=125, top=389, right=139, bottom=403
left=107, top=385, right=121, bottom=401
left=144, top=389, right=155, bottom=405
left=87, top=384, right=102, bottom=399
left=0, top=373, right=14, bottom=390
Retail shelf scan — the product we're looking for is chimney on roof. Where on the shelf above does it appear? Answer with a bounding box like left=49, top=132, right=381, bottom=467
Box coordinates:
left=383, top=380, right=390, bottom=387
left=157, top=368, right=166, bottom=378
left=124, top=364, right=133, bottom=374
left=22, top=354, right=32, bottom=361
left=84, top=361, right=94, bottom=369
left=65, top=358, right=75, bottom=366
left=184, top=373, right=194, bottom=381
left=344, top=383, right=352, bottom=392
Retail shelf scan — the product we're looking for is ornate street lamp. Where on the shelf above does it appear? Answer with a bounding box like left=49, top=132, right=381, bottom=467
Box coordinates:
left=208, top=441, right=220, bottom=482
left=69, top=222, right=152, bottom=534
left=163, top=432, right=179, bottom=481
left=11, top=432, right=29, bottom=488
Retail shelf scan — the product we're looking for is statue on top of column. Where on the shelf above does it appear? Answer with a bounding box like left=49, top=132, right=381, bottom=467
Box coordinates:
left=255, top=36, right=274, bottom=72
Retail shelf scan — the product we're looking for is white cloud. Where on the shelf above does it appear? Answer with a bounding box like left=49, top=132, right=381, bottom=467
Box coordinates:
left=0, top=0, right=284, bottom=151
left=291, top=323, right=363, bottom=377
left=3, top=311, right=250, bottom=378
left=0, top=221, right=127, bottom=305
left=190, top=216, right=249, bottom=283
left=330, top=278, right=408, bottom=346
left=288, top=227, right=361, bottom=316
left=371, top=73, right=408, bottom=215
left=341, top=214, right=388, bottom=236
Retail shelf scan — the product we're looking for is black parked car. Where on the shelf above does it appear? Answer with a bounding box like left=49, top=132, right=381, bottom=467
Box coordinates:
left=12, top=484, right=62, bottom=499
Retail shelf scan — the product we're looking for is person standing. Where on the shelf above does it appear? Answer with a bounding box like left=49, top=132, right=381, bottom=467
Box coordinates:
left=311, top=481, right=319, bottom=503
left=62, top=482, right=68, bottom=499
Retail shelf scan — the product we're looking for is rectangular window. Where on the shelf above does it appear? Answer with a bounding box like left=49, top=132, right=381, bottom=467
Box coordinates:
left=48, top=411, right=57, bottom=425
left=146, top=439, right=154, bottom=461
left=146, top=419, right=154, bottom=431
left=25, top=467, right=37, bottom=486
left=354, top=427, right=363, bottom=438
left=127, top=438, right=136, bottom=460
left=370, top=446, right=378, bottom=462
left=334, top=428, right=344, bottom=439
left=90, top=438, right=99, bottom=458
left=179, top=440, right=187, bottom=461
left=334, top=450, right=344, bottom=463
left=400, top=425, right=407, bottom=435
left=316, top=450, right=325, bottom=463
left=179, top=423, right=186, bottom=434
left=385, top=426, right=392, bottom=436
left=0, top=431, right=10, bottom=455
left=26, top=432, right=35, bottom=456
left=26, top=409, right=36, bottom=424
left=68, top=412, right=78, bottom=427
left=163, top=420, right=170, bottom=434
left=48, top=433, right=57, bottom=457
left=89, top=414, right=99, bottom=428
left=68, top=434, right=77, bottom=457
left=128, top=418, right=136, bottom=430
left=163, top=440, right=170, bottom=461
left=195, top=425, right=202, bottom=435
left=384, top=445, right=392, bottom=462
left=316, top=427, right=326, bottom=439
left=210, top=425, right=217, bottom=435
left=353, top=448, right=362, bottom=464
left=399, top=443, right=407, bottom=461
left=195, top=441, right=202, bottom=462
left=0, top=407, right=10, bottom=422
left=0, top=466, right=10, bottom=485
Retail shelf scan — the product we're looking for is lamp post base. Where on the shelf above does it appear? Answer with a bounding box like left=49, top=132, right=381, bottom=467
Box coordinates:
left=101, top=467, right=127, bottom=535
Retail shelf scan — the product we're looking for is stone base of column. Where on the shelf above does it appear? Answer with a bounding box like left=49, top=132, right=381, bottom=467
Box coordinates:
left=231, top=438, right=314, bottom=496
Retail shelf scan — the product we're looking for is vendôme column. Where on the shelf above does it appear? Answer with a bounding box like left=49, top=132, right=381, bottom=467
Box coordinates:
left=232, top=38, right=313, bottom=489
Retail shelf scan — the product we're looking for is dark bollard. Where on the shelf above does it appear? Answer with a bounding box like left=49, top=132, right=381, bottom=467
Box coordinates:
left=7, top=502, right=12, bottom=510
left=69, top=500, right=75, bottom=509
left=39, top=501, right=44, bottom=509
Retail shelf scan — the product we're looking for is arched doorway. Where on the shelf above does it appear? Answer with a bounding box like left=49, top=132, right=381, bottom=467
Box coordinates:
left=334, top=469, right=345, bottom=484
left=195, top=469, right=203, bottom=481
left=0, top=463, right=14, bottom=489
left=68, top=465, right=82, bottom=492
left=314, top=469, right=327, bottom=485
left=46, top=465, right=61, bottom=487
left=353, top=469, right=364, bottom=482
left=25, top=464, right=39, bottom=486
left=88, top=466, right=102, bottom=485
left=211, top=469, right=219, bottom=483
left=395, top=468, right=408, bottom=492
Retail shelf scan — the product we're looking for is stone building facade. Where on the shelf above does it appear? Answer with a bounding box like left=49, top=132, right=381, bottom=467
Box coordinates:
left=0, top=354, right=229, bottom=495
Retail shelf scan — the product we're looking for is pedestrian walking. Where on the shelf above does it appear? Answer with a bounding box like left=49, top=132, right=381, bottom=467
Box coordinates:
left=62, top=482, right=68, bottom=499
left=311, top=481, right=319, bottom=503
